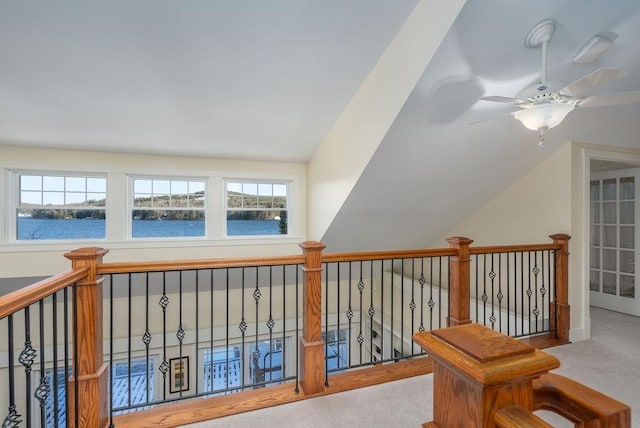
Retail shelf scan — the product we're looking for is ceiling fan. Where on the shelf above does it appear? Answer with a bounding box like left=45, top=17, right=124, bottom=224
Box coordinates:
left=480, top=19, right=640, bottom=147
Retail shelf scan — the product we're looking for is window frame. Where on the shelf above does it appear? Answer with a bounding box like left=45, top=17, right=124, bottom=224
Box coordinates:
left=128, top=175, right=208, bottom=240
left=14, top=171, right=108, bottom=242
left=224, top=179, right=291, bottom=238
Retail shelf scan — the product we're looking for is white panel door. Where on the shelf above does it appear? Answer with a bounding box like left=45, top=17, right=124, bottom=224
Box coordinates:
left=590, top=168, right=640, bottom=316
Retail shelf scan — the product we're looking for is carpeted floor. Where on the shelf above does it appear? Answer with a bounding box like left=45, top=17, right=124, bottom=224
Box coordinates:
left=184, top=307, right=639, bottom=427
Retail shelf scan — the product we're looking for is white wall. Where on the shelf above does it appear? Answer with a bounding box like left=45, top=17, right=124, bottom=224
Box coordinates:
left=0, top=144, right=307, bottom=278
left=307, top=0, right=466, bottom=241
left=443, top=143, right=578, bottom=336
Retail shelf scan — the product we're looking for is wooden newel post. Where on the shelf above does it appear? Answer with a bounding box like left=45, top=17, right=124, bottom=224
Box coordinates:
left=298, top=241, right=326, bottom=395
left=550, top=234, right=571, bottom=343
left=64, top=247, right=110, bottom=428
left=446, top=237, right=473, bottom=327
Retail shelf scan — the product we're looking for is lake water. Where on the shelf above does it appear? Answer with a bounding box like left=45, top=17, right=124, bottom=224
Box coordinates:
left=17, top=218, right=281, bottom=240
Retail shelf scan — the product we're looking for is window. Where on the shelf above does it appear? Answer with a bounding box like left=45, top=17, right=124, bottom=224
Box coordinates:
left=202, top=338, right=286, bottom=394
left=131, top=177, right=206, bottom=238
left=225, top=181, right=288, bottom=236
left=17, top=173, right=106, bottom=240
left=323, top=329, right=348, bottom=371
left=42, top=357, right=154, bottom=426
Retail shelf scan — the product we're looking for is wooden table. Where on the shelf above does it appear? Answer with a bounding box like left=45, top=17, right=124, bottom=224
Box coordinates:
left=413, top=323, right=560, bottom=427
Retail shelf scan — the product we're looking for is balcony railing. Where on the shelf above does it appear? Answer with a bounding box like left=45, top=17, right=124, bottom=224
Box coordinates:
left=0, top=234, right=570, bottom=427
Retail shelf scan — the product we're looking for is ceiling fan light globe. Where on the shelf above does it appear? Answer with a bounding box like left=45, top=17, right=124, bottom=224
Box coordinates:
left=513, top=103, right=575, bottom=131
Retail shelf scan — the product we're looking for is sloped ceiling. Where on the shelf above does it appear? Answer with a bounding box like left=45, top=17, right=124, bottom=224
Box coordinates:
left=2, top=1, right=640, bottom=252
left=0, top=0, right=419, bottom=161
left=322, top=0, right=640, bottom=251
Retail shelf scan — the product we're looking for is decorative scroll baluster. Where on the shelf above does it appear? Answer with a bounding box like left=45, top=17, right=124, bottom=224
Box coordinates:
left=19, top=306, right=36, bottom=427
left=489, top=255, right=497, bottom=329
left=357, top=266, right=365, bottom=360
left=420, top=272, right=428, bottom=333
left=159, top=272, right=169, bottom=399
left=36, top=300, right=50, bottom=425
left=346, top=262, right=354, bottom=367
left=143, top=273, right=152, bottom=403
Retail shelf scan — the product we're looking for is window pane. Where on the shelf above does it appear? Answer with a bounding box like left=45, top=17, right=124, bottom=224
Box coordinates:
left=620, top=177, right=634, bottom=200
left=590, top=180, right=600, bottom=201
left=620, top=201, right=634, bottom=224
left=21, top=175, right=41, bottom=191
left=134, top=179, right=152, bottom=194
left=66, top=177, right=86, bottom=192
left=189, top=181, right=205, bottom=194
left=87, top=177, right=106, bottom=192
left=603, top=249, right=616, bottom=271
left=590, top=247, right=600, bottom=268
left=603, top=226, right=616, bottom=247
left=172, top=180, right=188, bottom=195
left=43, top=191, right=65, bottom=205
left=225, top=181, right=289, bottom=237
left=589, top=270, right=600, bottom=292
left=18, top=209, right=105, bottom=240
left=603, top=272, right=616, bottom=295
left=87, top=193, right=106, bottom=206
left=227, top=210, right=285, bottom=236
left=603, top=202, right=616, bottom=224
left=226, top=182, right=242, bottom=193
left=132, top=210, right=205, bottom=237
left=258, top=183, right=272, bottom=196
left=243, top=183, right=258, bottom=196
left=603, top=178, right=616, bottom=200
left=590, top=203, right=600, bottom=223
left=43, top=176, right=64, bottom=191
left=153, top=180, right=170, bottom=194
left=620, top=250, right=635, bottom=274
left=244, top=195, right=258, bottom=208
left=21, top=191, right=42, bottom=205
left=620, top=226, right=634, bottom=249
left=590, top=225, right=600, bottom=246
left=17, top=173, right=107, bottom=241
left=620, top=275, right=635, bottom=298
left=66, top=192, right=87, bottom=205
left=227, top=195, right=242, bottom=208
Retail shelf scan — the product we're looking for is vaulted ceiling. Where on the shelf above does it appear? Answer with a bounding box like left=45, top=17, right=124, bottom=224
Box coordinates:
left=2, top=0, right=640, bottom=251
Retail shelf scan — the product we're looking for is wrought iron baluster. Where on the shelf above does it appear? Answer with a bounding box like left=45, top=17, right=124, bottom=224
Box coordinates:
left=20, top=306, right=36, bottom=427
left=144, top=272, right=152, bottom=404
left=489, top=254, right=496, bottom=329
left=177, top=271, right=186, bottom=397
left=36, top=299, right=50, bottom=426
left=419, top=258, right=426, bottom=335
left=63, top=287, right=70, bottom=428
left=294, top=265, right=300, bottom=393
left=497, top=254, right=504, bottom=333
left=109, top=274, right=115, bottom=427
left=128, top=272, right=133, bottom=407
left=281, top=265, right=287, bottom=385
left=3, top=314, right=22, bottom=428
left=159, top=272, right=169, bottom=400
left=195, top=269, right=200, bottom=395
left=209, top=268, right=214, bottom=393
left=356, top=262, right=365, bottom=363
left=52, top=292, right=60, bottom=428
left=346, top=262, right=353, bottom=367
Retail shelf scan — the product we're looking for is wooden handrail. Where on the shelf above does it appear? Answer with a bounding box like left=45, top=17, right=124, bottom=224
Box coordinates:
left=97, top=254, right=305, bottom=274
left=470, top=243, right=561, bottom=255
left=0, top=268, right=88, bottom=319
left=322, top=247, right=457, bottom=262
left=533, top=372, right=631, bottom=427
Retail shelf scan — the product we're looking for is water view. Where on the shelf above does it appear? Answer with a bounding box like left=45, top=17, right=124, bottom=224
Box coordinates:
left=17, top=218, right=281, bottom=240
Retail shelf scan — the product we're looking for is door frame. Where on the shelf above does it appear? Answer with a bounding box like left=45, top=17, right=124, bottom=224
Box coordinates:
left=583, top=149, right=640, bottom=332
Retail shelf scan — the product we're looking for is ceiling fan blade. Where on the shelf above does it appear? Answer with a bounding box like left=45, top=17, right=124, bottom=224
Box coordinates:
left=480, top=96, right=522, bottom=104
left=559, top=68, right=628, bottom=97
left=578, top=90, right=640, bottom=108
